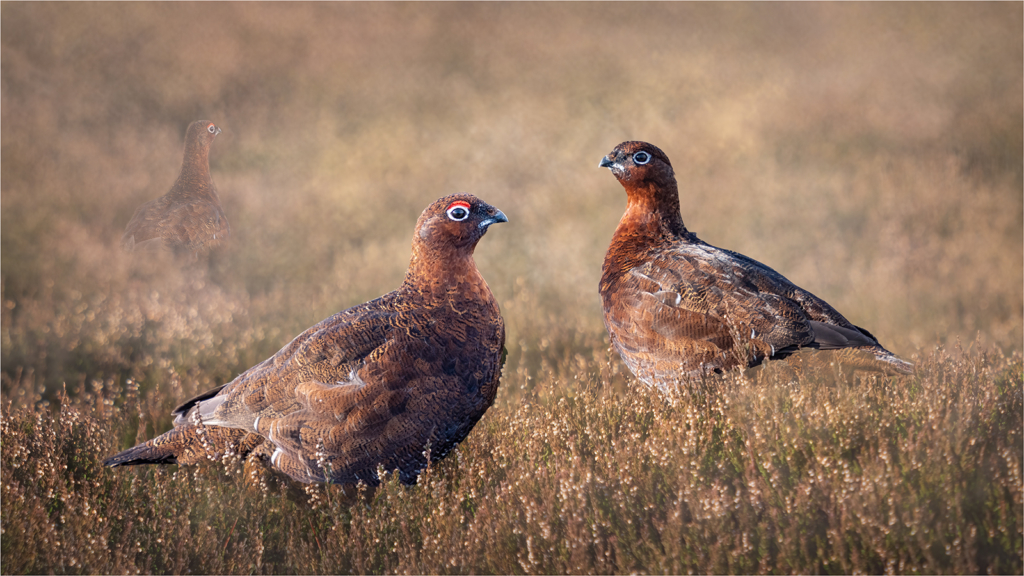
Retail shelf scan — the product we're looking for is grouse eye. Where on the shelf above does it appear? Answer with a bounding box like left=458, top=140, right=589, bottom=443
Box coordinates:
left=207, top=124, right=217, bottom=134
left=446, top=201, right=471, bottom=222
left=632, top=151, right=651, bottom=165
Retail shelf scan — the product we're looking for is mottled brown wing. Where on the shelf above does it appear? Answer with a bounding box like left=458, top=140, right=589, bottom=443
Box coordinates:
left=187, top=294, right=398, bottom=427
left=121, top=196, right=172, bottom=250
left=266, top=298, right=503, bottom=484
left=604, top=242, right=822, bottom=384
left=122, top=195, right=228, bottom=253
left=718, top=246, right=873, bottom=331
left=163, top=199, right=230, bottom=253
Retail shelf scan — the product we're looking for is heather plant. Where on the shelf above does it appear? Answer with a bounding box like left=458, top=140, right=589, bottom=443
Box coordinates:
left=2, top=345, right=1021, bottom=573
left=2, top=2, right=1022, bottom=574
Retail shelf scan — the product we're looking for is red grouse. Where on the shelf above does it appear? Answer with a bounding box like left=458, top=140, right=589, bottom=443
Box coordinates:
left=106, top=194, right=508, bottom=485
left=599, top=141, right=912, bottom=388
left=121, top=120, right=229, bottom=256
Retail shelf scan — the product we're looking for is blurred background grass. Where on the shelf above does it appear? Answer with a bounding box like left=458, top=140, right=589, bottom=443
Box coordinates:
left=2, top=2, right=1021, bottom=399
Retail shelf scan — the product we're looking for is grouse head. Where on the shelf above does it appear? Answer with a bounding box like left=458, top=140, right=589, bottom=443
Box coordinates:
left=599, top=141, right=674, bottom=186
left=185, top=120, right=221, bottom=155
left=600, top=141, right=685, bottom=236
left=408, top=194, right=507, bottom=279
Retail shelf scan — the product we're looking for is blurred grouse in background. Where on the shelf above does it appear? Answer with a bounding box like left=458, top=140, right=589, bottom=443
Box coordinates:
left=599, top=141, right=912, bottom=389
left=105, top=194, right=508, bottom=485
left=121, top=120, right=230, bottom=256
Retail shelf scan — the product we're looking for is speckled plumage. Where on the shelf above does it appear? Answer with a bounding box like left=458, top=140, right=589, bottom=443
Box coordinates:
left=599, top=141, right=912, bottom=388
left=121, top=120, right=229, bottom=256
left=105, top=194, right=507, bottom=485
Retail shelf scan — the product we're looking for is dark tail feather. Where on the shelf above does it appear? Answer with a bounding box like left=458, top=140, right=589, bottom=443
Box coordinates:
left=103, top=437, right=179, bottom=467
left=104, top=425, right=259, bottom=468
left=807, top=321, right=914, bottom=375
left=808, top=321, right=878, bottom=350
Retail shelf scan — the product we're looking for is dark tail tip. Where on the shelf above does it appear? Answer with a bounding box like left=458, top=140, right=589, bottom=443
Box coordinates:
left=103, top=443, right=178, bottom=467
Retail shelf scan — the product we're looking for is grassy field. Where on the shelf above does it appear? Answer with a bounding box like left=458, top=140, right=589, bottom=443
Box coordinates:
left=2, top=3, right=1021, bottom=574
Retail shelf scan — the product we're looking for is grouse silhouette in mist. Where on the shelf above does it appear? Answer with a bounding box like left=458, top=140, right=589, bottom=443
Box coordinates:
left=121, top=120, right=229, bottom=256
left=105, top=194, right=508, bottom=485
left=599, top=141, right=912, bottom=388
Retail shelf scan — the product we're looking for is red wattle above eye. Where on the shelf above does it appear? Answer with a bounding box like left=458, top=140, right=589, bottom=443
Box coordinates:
left=447, top=201, right=471, bottom=212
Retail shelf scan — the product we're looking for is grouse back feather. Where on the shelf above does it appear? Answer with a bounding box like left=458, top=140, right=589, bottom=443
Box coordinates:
left=121, top=120, right=230, bottom=256
left=106, top=194, right=508, bottom=485
left=599, top=141, right=912, bottom=388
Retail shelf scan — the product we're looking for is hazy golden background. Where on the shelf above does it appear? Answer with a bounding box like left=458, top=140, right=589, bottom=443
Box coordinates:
left=2, top=2, right=1021, bottom=398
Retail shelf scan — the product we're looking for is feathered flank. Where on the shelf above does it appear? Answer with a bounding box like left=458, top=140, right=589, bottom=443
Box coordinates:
left=599, top=141, right=912, bottom=389
left=106, top=194, right=508, bottom=485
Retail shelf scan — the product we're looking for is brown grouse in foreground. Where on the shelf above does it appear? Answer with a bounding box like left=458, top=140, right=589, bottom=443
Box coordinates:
left=106, top=194, right=508, bottom=485
left=121, top=120, right=229, bottom=256
left=599, top=141, right=912, bottom=388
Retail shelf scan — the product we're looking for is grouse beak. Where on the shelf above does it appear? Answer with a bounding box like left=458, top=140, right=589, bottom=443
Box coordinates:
left=600, top=153, right=626, bottom=175
left=478, top=208, right=508, bottom=229
left=214, top=126, right=222, bottom=136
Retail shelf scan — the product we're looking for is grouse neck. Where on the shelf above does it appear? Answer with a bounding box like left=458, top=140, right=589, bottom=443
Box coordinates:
left=404, top=245, right=484, bottom=294
left=175, top=141, right=216, bottom=198
left=621, top=180, right=689, bottom=240
left=602, top=191, right=690, bottom=286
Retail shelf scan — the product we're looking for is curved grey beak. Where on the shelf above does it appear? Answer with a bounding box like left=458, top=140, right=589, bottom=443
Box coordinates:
left=479, top=208, right=508, bottom=229
left=215, top=126, right=222, bottom=136
left=599, top=155, right=615, bottom=168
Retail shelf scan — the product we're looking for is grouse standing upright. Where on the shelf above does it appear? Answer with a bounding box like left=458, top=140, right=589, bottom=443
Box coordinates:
left=598, top=141, right=912, bottom=389
left=121, top=120, right=230, bottom=257
left=106, top=194, right=508, bottom=485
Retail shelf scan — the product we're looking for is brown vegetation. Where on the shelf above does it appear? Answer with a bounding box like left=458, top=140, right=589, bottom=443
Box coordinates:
left=2, top=345, right=1021, bottom=573
left=2, top=2, right=1021, bottom=574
